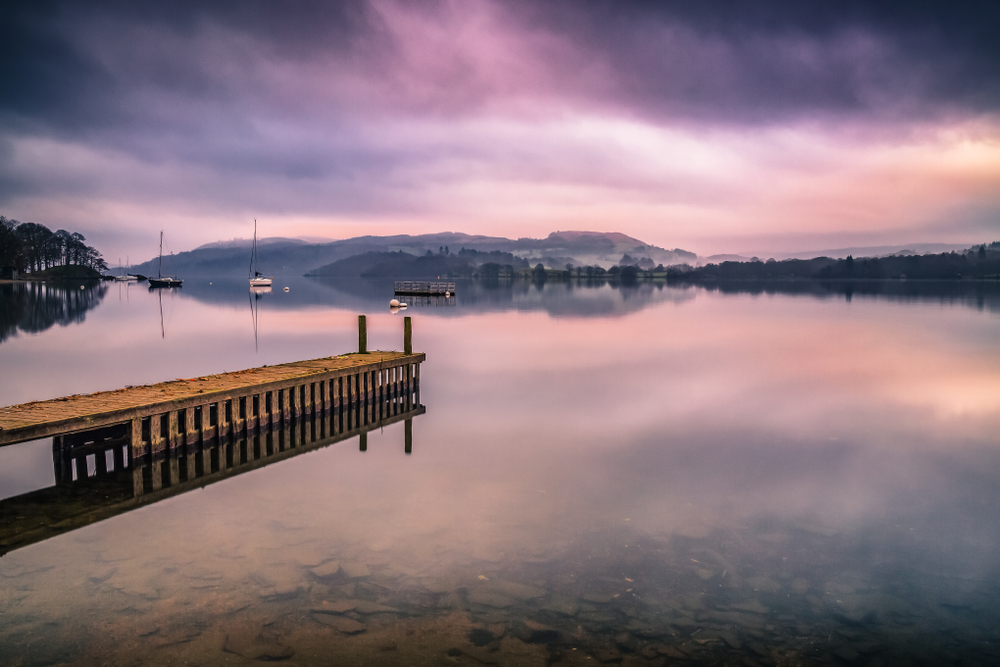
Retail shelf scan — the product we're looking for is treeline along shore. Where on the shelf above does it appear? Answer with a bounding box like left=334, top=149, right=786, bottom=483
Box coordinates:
left=663, top=243, right=1000, bottom=284
left=1, top=215, right=107, bottom=279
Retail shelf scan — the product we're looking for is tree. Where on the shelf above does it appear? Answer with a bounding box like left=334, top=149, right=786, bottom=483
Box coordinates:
left=481, top=262, right=501, bottom=280
left=15, top=222, right=54, bottom=272
left=532, top=263, right=547, bottom=281
left=4, top=217, right=106, bottom=273
left=0, top=216, right=24, bottom=269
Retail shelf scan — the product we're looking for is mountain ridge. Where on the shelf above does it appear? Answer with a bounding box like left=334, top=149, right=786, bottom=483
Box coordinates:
left=129, top=231, right=697, bottom=277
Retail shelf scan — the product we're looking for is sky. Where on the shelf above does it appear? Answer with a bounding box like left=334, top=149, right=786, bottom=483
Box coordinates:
left=2, top=0, right=999, bottom=260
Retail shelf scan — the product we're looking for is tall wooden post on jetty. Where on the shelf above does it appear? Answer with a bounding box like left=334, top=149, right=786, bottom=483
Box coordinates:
left=358, top=315, right=367, bottom=354
left=404, top=316, right=412, bottom=355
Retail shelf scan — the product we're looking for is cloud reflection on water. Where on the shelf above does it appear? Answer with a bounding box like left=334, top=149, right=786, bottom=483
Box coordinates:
left=0, top=280, right=998, bottom=662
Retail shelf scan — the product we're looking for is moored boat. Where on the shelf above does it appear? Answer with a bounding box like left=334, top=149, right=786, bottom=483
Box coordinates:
left=149, top=232, right=182, bottom=288
left=249, top=219, right=273, bottom=287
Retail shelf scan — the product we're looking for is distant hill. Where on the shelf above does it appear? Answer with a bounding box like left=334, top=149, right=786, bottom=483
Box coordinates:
left=195, top=237, right=309, bottom=250
left=766, top=243, right=970, bottom=261
left=129, top=231, right=697, bottom=277
left=705, top=254, right=751, bottom=263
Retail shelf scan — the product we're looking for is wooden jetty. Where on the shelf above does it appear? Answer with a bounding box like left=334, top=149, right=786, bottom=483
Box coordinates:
left=0, top=350, right=422, bottom=455
left=0, top=316, right=420, bottom=450
left=0, top=315, right=425, bottom=554
left=394, top=280, right=455, bottom=296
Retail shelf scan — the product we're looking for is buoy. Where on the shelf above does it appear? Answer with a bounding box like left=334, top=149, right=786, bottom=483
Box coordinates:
left=283, top=287, right=289, bottom=292
left=389, top=306, right=400, bottom=314
left=389, top=298, right=400, bottom=307
left=399, top=303, right=407, bottom=308
left=444, top=291, right=450, bottom=297
left=79, top=285, right=84, bottom=289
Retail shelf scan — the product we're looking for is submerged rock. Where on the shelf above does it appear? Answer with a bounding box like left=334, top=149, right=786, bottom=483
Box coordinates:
left=339, top=561, right=372, bottom=578
left=313, top=614, right=367, bottom=634
left=310, top=561, right=341, bottom=578
left=222, top=625, right=295, bottom=661
left=540, top=595, right=581, bottom=616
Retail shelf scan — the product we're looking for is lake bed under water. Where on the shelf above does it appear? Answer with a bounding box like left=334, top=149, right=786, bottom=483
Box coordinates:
left=1, top=277, right=999, bottom=666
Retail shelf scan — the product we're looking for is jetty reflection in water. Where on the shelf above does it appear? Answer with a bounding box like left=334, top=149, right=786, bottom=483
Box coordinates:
left=0, top=385, right=424, bottom=556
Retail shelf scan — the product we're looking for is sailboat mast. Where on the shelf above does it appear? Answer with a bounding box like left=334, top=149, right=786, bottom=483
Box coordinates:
left=249, top=219, right=257, bottom=279
left=158, top=231, right=164, bottom=279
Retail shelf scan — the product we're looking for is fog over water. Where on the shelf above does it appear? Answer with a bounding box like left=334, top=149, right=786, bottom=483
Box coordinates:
left=1, top=277, right=998, bottom=665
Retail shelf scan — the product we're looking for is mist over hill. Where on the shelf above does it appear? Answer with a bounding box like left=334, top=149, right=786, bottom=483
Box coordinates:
left=129, top=231, right=696, bottom=277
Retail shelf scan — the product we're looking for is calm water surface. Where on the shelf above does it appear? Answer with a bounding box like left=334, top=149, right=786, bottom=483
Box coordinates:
left=1, top=277, right=999, bottom=666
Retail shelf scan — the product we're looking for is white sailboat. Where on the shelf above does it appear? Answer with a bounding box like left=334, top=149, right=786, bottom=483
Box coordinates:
left=114, top=256, right=138, bottom=281
left=249, top=219, right=273, bottom=287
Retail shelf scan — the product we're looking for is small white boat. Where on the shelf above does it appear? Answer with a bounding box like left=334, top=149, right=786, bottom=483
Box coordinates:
left=115, top=257, right=138, bottom=281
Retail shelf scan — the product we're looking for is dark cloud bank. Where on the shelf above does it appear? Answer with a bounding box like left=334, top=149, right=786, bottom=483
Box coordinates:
left=3, top=0, right=998, bottom=137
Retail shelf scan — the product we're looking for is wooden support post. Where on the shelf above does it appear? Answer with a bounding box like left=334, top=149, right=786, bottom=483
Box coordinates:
left=234, top=397, right=246, bottom=438
left=405, top=418, right=412, bottom=455
left=168, top=449, right=179, bottom=486
left=132, top=464, right=144, bottom=497
left=150, top=414, right=164, bottom=456
left=266, top=391, right=274, bottom=432
left=404, top=364, right=412, bottom=408
left=366, top=373, right=374, bottom=425
left=212, top=401, right=221, bottom=443
left=151, top=459, right=163, bottom=491
left=359, top=432, right=367, bottom=452
left=414, top=362, right=420, bottom=405
left=404, top=316, right=412, bottom=355
left=179, top=407, right=191, bottom=448
left=358, top=314, right=367, bottom=354
left=221, top=399, right=232, bottom=441
left=130, top=416, right=144, bottom=461
left=196, top=405, right=205, bottom=445
left=228, top=438, right=241, bottom=467
left=168, top=410, right=180, bottom=451
left=52, top=436, right=71, bottom=485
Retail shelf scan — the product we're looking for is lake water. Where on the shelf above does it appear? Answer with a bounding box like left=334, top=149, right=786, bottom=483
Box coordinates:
left=1, top=277, right=999, bottom=666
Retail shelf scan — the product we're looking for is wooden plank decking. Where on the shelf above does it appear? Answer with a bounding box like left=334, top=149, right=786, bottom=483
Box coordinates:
left=0, top=351, right=424, bottom=447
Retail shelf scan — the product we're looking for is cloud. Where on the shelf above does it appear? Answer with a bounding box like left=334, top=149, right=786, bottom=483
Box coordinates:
left=1, top=0, right=998, bottom=257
